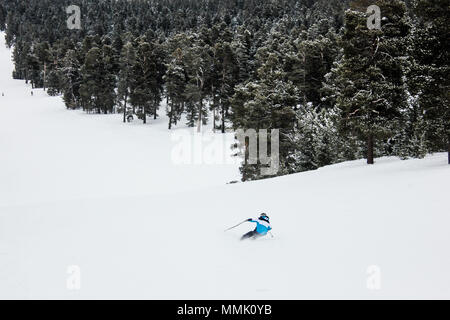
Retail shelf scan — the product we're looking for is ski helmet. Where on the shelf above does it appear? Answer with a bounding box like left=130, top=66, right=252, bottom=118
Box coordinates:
left=259, top=213, right=269, bottom=222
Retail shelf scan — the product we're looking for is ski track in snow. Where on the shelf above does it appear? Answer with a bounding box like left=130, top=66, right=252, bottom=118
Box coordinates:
left=1, top=32, right=450, bottom=299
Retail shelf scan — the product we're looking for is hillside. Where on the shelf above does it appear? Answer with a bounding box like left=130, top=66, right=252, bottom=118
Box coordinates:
left=1, top=32, right=449, bottom=299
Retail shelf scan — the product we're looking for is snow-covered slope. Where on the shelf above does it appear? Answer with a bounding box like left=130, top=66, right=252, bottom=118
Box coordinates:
left=1, top=32, right=449, bottom=299
left=0, top=35, right=241, bottom=208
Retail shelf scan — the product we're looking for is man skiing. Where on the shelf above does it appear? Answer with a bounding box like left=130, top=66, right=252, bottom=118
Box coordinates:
left=241, top=213, right=272, bottom=240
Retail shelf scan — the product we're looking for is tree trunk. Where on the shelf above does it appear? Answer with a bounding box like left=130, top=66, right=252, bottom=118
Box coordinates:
left=175, top=102, right=180, bottom=125
left=143, top=106, right=146, bottom=124
left=221, top=101, right=225, bottom=134
left=212, top=85, right=216, bottom=133
left=197, top=75, right=204, bottom=133
left=447, top=134, right=450, bottom=165
left=243, top=137, right=249, bottom=182
left=221, top=67, right=226, bottom=134
left=123, top=91, right=128, bottom=123
left=213, top=108, right=216, bottom=133
left=168, top=101, right=173, bottom=130
left=197, top=101, right=202, bottom=133
left=43, top=63, right=47, bottom=91
left=367, top=134, right=374, bottom=165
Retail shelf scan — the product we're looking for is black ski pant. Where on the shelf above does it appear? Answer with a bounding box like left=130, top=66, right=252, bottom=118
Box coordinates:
left=240, top=229, right=262, bottom=241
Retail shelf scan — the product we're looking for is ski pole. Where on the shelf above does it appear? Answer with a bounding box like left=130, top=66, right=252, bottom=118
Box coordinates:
left=269, top=231, right=274, bottom=238
left=224, top=220, right=248, bottom=232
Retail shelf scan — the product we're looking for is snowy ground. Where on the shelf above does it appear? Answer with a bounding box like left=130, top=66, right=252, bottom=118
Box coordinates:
left=1, top=32, right=450, bottom=299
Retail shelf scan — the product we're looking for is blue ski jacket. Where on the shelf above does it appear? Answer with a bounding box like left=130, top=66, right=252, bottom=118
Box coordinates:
left=249, top=218, right=272, bottom=235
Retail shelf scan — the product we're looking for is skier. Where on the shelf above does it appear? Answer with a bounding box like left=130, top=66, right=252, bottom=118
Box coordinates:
left=240, top=213, right=272, bottom=241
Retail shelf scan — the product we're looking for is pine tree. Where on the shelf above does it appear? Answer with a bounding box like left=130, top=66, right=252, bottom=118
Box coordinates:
left=231, top=27, right=254, bottom=83
left=392, top=93, right=428, bottom=159
left=165, top=48, right=187, bottom=129
left=286, top=106, right=351, bottom=172
left=129, top=39, right=153, bottom=123
left=408, top=0, right=450, bottom=164
left=183, top=39, right=212, bottom=131
left=79, top=47, right=102, bottom=112
left=326, top=0, right=410, bottom=165
left=231, top=51, right=300, bottom=181
left=12, top=41, right=30, bottom=80
left=34, top=41, right=52, bottom=91
left=118, top=41, right=137, bottom=122
left=46, top=68, right=63, bottom=96
left=129, top=38, right=164, bottom=124
left=97, top=44, right=117, bottom=114
left=26, top=44, right=41, bottom=88
left=287, top=29, right=339, bottom=109
left=214, top=41, right=239, bottom=133
left=79, top=45, right=116, bottom=114
left=61, top=50, right=81, bottom=109
left=0, top=3, right=6, bottom=31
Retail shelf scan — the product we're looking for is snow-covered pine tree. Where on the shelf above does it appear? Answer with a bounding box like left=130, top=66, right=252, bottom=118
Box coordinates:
left=118, top=41, right=137, bottom=122
left=287, top=20, right=339, bottom=109
left=408, top=0, right=450, bottom=164
left=327, top=0, right=410, bottom=164
left=183, top=37, right=211, bottom=131
left=79, top=45, right=116, bottom=114
left=231, top=47, right=300, bottom=181
left=98, top=43, right=117, bottom=114
left=61, top=49, right=81, bottom=110
left=231, top=27, right=254, bottom=84
left=287, top=106, right=353, bottom=172
left=391, top=92, right=428, bottom=159
left=165, top=48, right=187, bottom=129
left=79, top=47, right=101, bottom=113
left=129, top=38, right=162, bottom=124
left=0, top=3, right=6, bottom=31
left=214, top=41, right=239, bottom=133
